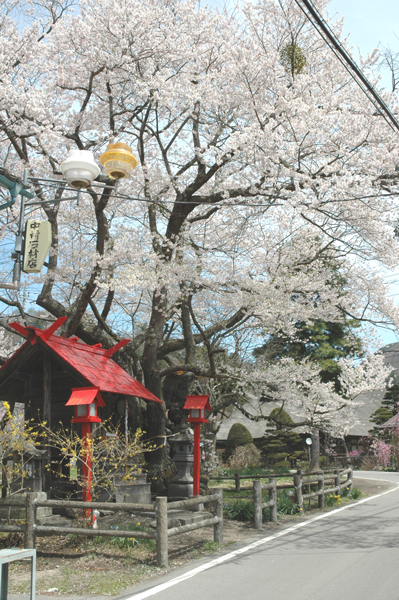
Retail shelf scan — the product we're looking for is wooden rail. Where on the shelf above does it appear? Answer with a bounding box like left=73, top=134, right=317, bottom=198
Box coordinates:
left=209, top=468, right=353, bottom=530
left=251, top=468, right=353, bottom=529
left=0, top=469, right=353, bottom=564
left=210, top=468, right=352, bottom=492
left=253, top=478, right=278, bottom=528
left=0, top=492, right=223, bottom=569
left=155, top=493, right=223, bottom=567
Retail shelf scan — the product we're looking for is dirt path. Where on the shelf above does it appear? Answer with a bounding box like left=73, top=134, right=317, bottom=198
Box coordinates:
left=352, top=476, right=394, bottom=496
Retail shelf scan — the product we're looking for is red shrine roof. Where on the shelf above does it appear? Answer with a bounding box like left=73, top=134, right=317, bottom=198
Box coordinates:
left=66, top=387, right=105, bottom=407
left=6, top=317, right=161, bottom=404
left=183, top=395, right=211, bottom=411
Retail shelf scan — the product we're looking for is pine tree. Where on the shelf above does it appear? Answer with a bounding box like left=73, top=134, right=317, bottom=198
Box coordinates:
left=369, top=383, right=399, bottom=438
left=255, top=313, right=364, bottom=469
left=254, top=318, right=363, bottom=392
left=260, top=408, right=306, bottom=470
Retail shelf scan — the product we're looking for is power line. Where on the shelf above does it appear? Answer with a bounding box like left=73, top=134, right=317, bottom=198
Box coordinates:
left=294, top=0, right=399, bottom=134
left=20, top=178, right=399, bottom=209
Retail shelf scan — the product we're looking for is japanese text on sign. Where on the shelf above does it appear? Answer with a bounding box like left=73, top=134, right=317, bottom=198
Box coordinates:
left=22, top=220, right=52, bottom=273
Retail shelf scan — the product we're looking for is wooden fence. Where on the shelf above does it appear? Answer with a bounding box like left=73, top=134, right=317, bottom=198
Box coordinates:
left=0, top=492, right=223, bottom=568
left=0, top=469, right=354, bottom=566
left=210, top=468, right=353, bottom=529
left=156, top=493, right=223, bottom=568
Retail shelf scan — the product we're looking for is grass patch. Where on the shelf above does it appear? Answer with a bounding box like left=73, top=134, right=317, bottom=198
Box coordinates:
left=277, top=492, right=300, bottom=515
left=218, top=467, right=273, bottom=477
left=203, top=541, right=220, bottom=552
left=223, top=499, right=270, bottom=522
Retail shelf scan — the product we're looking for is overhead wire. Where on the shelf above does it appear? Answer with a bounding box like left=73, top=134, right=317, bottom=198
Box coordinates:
left=10, top=10, right=399, bottom=215
left=293, top=0, right=399, bottom=134
left=20, top=178, right=399, bottom=209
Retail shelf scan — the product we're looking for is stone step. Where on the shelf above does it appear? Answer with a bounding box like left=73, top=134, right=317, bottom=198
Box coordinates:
left=141, top=509, right=213, bottom=529
left=38, top=514, right=72, bottom=527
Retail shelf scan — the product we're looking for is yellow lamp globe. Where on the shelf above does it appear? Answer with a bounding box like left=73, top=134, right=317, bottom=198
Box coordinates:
left=99, top=142, right=138, bottom=180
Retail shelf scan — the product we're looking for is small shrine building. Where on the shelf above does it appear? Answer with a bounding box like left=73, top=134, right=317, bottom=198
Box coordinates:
left=0, top=317, right=161, bottom=494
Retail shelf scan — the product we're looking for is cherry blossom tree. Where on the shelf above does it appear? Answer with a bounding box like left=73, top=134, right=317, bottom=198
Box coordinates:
left=0, top=0, right=398, bottom=479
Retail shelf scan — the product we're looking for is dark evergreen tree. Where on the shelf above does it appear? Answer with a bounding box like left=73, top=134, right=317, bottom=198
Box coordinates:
left=369, top=382, right=399, bottom=438
left=254, top=317, right=363, bottom=393
left=260, top=408, right=306, bottom=469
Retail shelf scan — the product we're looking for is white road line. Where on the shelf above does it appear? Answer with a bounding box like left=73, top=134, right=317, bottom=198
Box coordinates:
left=122, top=484, right=399, bottom=600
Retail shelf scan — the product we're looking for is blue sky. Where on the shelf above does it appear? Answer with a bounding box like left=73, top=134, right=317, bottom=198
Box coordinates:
left=326, top=1, right=399, bottom=347
left=328, top=0, right=399, bottom=91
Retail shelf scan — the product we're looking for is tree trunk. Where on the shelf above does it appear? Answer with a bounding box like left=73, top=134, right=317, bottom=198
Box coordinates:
left=310, top=429, right=320, bottom=470
left=141, top=290, right=167, bottom=489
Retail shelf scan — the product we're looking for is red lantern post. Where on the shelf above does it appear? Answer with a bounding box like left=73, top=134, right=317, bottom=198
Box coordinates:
left=183, top=395, right=210, bottom=496
left=65, top=387, right=105, bottom=516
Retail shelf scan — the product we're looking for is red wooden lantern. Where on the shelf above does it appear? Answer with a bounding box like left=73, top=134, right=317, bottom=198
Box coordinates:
left=66, top=387, right=105, bottom=515
left=66, top=386, right=105, bottom=423
left=183, top=395, right=210, bottom=496
left=183, top=395, right=210, bottom=424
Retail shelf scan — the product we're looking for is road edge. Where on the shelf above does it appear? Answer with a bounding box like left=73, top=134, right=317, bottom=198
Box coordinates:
left=117, top=481, right=399, bottom=600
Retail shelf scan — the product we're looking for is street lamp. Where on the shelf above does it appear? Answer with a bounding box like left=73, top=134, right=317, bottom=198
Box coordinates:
left=0, top=142, right=138, bottom=289
left=306, top=437, right=312, bottom=464
left=60, top=150, right=101, bottom=189
left=100, top=143, right=138, bottom=180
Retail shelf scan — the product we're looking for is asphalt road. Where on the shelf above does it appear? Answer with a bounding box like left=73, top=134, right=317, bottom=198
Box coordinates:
left=118, top=471, right=399, bottom=600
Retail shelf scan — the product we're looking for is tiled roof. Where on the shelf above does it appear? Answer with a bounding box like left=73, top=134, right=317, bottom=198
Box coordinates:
left=6, top=318, right=161, bottom=403
left=184, top=396, right=210, bottom=410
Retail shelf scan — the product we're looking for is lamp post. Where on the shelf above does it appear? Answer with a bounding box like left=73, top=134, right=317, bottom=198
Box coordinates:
left=0, top=143, right=138, bottom=289
left=65, top=386, right=105, bottom=516
left=306, top=437, right=312, bottom=464
left=183, top=395, right=210, bottom=496
left=0, top=168, right=34, bottom=289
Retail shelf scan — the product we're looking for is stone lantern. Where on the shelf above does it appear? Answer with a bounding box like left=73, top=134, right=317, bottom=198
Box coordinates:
left=168, top=429, right=194, bottom=500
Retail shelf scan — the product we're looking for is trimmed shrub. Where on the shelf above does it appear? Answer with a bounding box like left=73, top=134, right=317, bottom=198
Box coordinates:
left=226, top=423, right=253, bottom=458
left=261, top=408, right=305, bottom=469
left=228, top=444, right=262, bottom=470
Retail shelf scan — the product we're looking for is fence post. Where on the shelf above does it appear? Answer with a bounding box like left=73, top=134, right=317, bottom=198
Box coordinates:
left=269, top=477, right=277, bottom=524
left=214, top=491, right=223, bottom=544
left=253, top=480, right=262, bottom=529
left=155, top=496, right=168, bottom=568
left=234, top=473, right=241, bottom=492
left=318, top=473, right=324, bottom=510
left=293, top=470, right=303, bottom=508
left=347, top=468, right=353, bottom=493
left=334, top=469, right=341, bottom=497
left=25, top=492, right=36, bottom=549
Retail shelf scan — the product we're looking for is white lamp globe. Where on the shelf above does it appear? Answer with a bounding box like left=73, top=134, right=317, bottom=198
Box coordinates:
left=60, top=150, right=101, bottom=189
